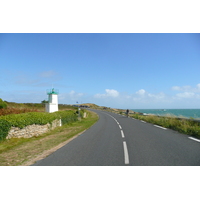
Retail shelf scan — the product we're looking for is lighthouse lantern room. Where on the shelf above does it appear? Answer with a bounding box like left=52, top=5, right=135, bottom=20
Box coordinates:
left=45, top=88, right=59, bottom=113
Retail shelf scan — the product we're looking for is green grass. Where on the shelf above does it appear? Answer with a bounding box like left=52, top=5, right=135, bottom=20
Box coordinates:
left=0, top=110, right=98, bottom=166
left=130, top=113, right=200, bottom=138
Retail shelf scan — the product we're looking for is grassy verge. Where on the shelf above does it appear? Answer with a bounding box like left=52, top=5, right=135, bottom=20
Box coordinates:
left=130, top=113, right=200, bottom=138
left=0, top=110, right=98, bottom=166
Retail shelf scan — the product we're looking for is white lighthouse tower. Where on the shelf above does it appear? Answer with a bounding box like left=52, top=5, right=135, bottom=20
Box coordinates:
left=45, top=88, right=59, bottom=113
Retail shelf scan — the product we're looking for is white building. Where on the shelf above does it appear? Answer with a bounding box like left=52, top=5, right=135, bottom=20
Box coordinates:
left=45, top=88, right=59, bottom=113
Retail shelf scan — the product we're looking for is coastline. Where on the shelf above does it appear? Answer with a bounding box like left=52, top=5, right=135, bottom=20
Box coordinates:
left=131, top=109, right=200, bottom=120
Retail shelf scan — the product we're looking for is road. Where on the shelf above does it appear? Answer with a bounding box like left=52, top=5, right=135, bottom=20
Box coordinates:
left=32, top=109, right=200, bottom=166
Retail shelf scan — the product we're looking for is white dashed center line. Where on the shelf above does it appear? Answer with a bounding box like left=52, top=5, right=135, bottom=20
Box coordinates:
left=121, top=130, right=125, bottom=138
left=123, top=141, right=129, bottom=164
left=105, top=112, right=129, bottom=165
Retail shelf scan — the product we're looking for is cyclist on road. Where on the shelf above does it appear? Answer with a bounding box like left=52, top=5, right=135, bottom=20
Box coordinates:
left=126, top=109, right=129, bottom=117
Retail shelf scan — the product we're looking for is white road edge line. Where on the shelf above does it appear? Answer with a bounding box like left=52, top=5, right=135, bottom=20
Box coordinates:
left=141, top=120, right=146, bottom=123
left=121, top=130, right=125, bottom=138
left=154, top=125, right=167, bottom=130
left=188, top=137, right=200, bottom=143
left=123, top=141, right=129, bottom=165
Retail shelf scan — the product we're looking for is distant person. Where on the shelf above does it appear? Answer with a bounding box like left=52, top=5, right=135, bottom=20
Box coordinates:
left=126, top=109, right=129, bottom=117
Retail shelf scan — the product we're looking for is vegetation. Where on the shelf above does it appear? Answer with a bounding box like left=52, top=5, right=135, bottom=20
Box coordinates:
left=0, top=119, right=11, bottom=142
left=41, top=100, right=48, bottom=104
left=0, top=107, right=39, bottom=116
left=5, top=101, right=45, bottom=111
left=130, top=113, right=200, bottom=138
left=0, top=110, right=80, bottom=141
left=0, top=100, right=98, bottom=165
left=0, top=110, right=98, bottom=166
left=0, top=99, right=7, bottom=109
left=1, top=101, right=78, bottom=114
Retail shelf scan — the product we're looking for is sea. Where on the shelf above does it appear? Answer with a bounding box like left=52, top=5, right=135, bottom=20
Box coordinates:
left=131, top=109, right=200, bottom=119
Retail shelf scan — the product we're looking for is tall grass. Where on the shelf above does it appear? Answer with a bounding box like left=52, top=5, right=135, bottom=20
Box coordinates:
left=0, top=108, right=39, bottom=116
left=131, top=114, right=200, bottom=138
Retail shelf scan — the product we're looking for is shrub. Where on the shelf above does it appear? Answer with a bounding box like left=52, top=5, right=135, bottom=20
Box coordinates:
left=53, top=110, right=78, bottom=125
left=0, top=99, right=7, bottom=109
left=0, top=119, right=11, bottom=141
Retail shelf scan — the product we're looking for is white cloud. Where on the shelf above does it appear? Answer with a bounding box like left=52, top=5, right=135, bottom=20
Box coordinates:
left=148, top=92, right=165, bottom=99
left=57, top=86, right=200, bottom=108
left=136, top=89, right=146, bottom=95
left=176, top=92, right=195, bottom=98
left=95, top=89, right=119, bottom=98
left=172, top=83, right=200, bottom=93
left=135, top=89, right=165, bottom=100
left=106, top=89, right=119, bottom=97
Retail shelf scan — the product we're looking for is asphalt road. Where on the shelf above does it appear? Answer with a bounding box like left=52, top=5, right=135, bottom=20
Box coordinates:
left=33, top=109, right=200, bottom=166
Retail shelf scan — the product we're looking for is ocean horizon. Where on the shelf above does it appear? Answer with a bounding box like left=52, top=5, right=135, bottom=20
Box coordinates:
left=131, top=109, right=200, bottom=119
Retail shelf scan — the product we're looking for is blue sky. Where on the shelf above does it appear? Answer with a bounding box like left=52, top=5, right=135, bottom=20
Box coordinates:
left=1, top=33, right=200, bottom=109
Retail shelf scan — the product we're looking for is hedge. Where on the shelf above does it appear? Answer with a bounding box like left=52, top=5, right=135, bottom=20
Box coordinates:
left=0, top=110, right=80, bottom=141
left=0, top=119, right=11, bottom=141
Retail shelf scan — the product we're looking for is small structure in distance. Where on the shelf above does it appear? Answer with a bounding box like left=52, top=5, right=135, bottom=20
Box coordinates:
left=45, top=88, right=59, bottom=113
